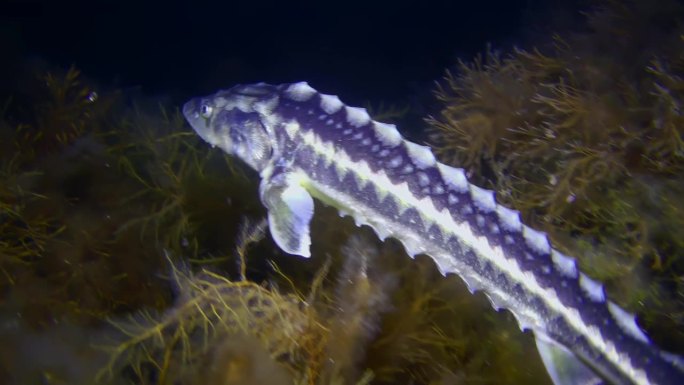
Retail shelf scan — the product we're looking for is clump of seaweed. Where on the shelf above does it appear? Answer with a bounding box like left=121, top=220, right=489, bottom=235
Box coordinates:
left=0, top=63, right=265, bottom=330
left=97, top=216, right=548, bottom=385
left=11, top=66, right=117, bottom=160
left=98, top=262, right=309, bottom=385
left=0, top=66, right=141, bottom=327
left=0, top=156, right=60, bottom=285
left=266, top=209, right=549, bottom=385
left=109, top=109, right=257, bottom=254
left=359, top=245, right=546, bottom=384
left=428, top=0, right=684, bottom=350
left=97, top=218, right=323, bottom=385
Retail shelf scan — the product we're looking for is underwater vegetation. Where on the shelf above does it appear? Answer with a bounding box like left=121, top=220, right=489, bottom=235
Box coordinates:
left=0, top=66, right=240, bottom=329
left=0, top=65, right=548, bottom=384
left=428, top=0, right=684, bottom=351
left=4, top=1, right=683, bottom=384
left=0, top=65, right=264, bottom=382
left=97, top=220, right=547, bottom=385
left=0, top=65, right=269, bottom=320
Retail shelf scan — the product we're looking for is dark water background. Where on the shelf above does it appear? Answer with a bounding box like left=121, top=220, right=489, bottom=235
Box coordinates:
left=1, top=0, right=585, bottom=105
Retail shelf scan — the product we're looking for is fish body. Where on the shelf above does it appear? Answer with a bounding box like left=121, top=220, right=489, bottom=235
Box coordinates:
left=183, top=82, right=684, bottom=385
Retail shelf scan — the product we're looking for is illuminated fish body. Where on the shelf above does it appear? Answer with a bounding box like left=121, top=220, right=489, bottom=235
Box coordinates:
left=183, top=82, right=684, bottom=385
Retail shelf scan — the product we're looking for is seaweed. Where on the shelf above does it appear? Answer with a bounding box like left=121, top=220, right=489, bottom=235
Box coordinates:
left=428, top=0, right=684, bottom=351
left=97, top=262, right=308, bottom=384
left=0, top=65, right=261, bottom=329
left=10, top=66, right=118, bottom=161
left=97, top=219, right=333, bottom=385
left=95, top=214, right=548, bottom=385
left=0, top=157, right=61, bottom=285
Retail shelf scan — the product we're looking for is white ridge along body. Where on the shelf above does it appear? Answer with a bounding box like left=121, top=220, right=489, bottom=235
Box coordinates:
left=183, top=82, right=684, bottom=385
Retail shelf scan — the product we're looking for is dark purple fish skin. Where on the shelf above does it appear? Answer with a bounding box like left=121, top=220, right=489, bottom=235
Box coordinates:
left=184, top=82, right=684, bottom=385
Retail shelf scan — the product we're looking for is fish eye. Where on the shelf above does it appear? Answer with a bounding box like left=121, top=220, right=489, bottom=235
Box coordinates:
left=200, top=103, right=213, bottom=118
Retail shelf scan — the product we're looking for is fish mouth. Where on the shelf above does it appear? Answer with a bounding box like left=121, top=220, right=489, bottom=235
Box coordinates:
left=182, top=98, right=198, bottom=122
left=182, top=98, right=213, bottom=144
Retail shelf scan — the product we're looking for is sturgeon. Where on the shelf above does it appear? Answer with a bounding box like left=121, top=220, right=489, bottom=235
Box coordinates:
left=183, top=82, right=684, bottom=385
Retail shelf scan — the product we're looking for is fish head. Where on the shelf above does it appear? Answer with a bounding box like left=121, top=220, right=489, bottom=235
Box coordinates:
left=183, top=83, right=279, bottom=172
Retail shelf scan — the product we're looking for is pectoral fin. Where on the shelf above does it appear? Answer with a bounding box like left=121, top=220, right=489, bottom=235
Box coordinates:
left=536, top=335, right=604, bottom=385
left=260, top=173, right=314, bottom=258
